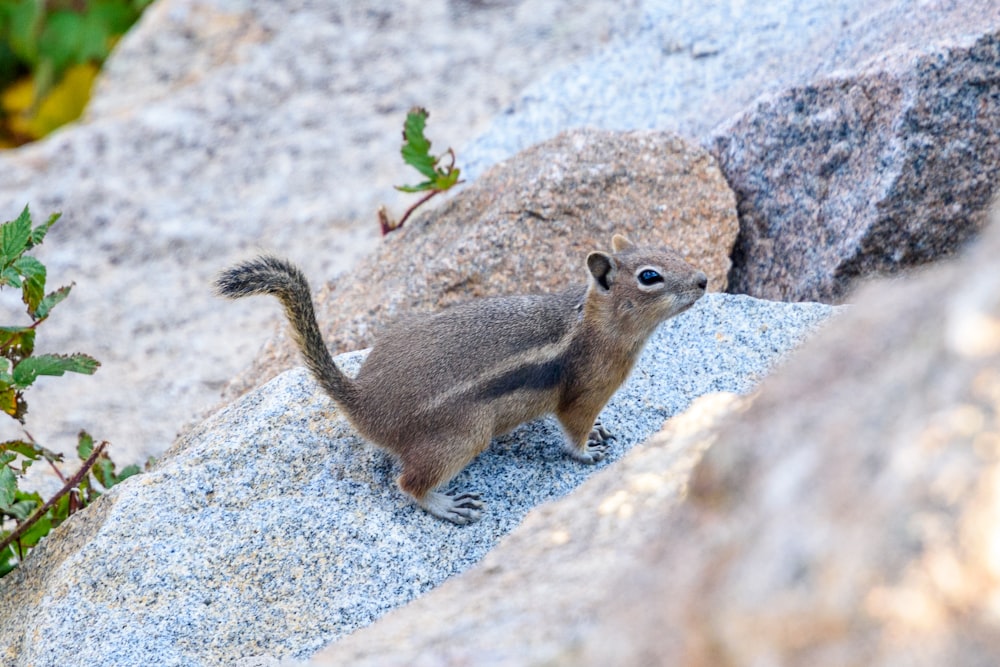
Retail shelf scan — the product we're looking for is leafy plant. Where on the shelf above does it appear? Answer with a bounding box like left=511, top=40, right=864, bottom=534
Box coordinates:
left=0, top=205, right=138, bottom=577
left=0, top=0, right=154, bottom=147
left=378, top=107, right=464, bottom=235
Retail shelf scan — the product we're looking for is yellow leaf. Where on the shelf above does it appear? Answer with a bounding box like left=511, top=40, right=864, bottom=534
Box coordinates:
left=4, top=64, right=99, bottom=141
left=1, top=77, right=35, bottom=115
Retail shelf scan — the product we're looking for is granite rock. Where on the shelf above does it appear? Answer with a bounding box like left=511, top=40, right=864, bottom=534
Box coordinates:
left=0, top=294, right=835, bottom=666
left=459, top=0, right=1000, bottom=302
left=714, top=25, right=1000, bottom=301
left=461, top=0, right=996, bottom=179
left=307, top=391, right=745, bottom=667
left=223, top=128, right=737, bottom=400
left=460, top=0, right=869, bottom=179
left=583, top=212, right=1000, bottom=667
left=308, top=211, right=1000, bottom=666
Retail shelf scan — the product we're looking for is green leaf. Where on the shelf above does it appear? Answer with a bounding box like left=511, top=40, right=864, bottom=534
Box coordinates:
left=28, top=212, right=59, bottom=248
left=92, top=457, right=114, bottom=488
left=400, top=107, right=440, bottom=181
left=12, top=255, right=46, bottom=313
left=1, top=266, right=22, bottom=288
left=17, top=511, right=52, bottom=548
left=395, top=180, right=435, bottom=194
left=0, top=461, right=15, bottom=508
left=38, top=11, right=87, bottom=74
left=6, top=1, right=42, bottom=65
left=12, top=353, right=100, bottom=388
left=434, top=167, right=461, bottom=190
left=0, top=206, right=31, bottom=268
left=52, top=490, right=71, bottom=520
left=0, top=439, right=63, bottom=464
left=0, top=327, right=35, bottom=359
left=90, top=0, right=136, bottom=40
left=76, top=430, right=94, bottom=460
left=0, top=387, right=17, bottom=418
left=115, top=464, right=141, bottom=483
left=5, top=497, right=39, bottom=521
left=34, top=284, right=72, bottom=320
left=0, top=547, right=16, bottom=577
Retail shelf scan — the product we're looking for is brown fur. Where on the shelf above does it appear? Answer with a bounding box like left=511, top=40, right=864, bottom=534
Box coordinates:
left=215, top=235, right=706, bottom=524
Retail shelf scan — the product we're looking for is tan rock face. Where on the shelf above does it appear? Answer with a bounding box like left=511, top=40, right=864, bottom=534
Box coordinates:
left=598, top=209, right=1000, bottom=666
left=225, top=128, right=737, bottom=400
left=309, top=209, right=1000, bottom=666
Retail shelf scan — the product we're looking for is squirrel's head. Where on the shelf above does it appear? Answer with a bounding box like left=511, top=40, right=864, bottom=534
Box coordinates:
left=584, top=234, right=707, bottom=341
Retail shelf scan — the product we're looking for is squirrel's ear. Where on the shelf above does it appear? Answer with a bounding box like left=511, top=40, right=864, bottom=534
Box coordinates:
left=611, top=234, right=634, bottom=252
left=587, top=251, right=616, bottom=292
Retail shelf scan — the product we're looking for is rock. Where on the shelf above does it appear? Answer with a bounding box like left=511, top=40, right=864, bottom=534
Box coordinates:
left=308, top=391, right=745, bottom=667
left=0, top=293, right=837, bottom=666
left=714, top=26, right=1000, bottom=301
left=459, top=0, right=1000, bottom=302
left=459, top=0, right=886, bottom=179
left=0, top=0, right=638, bottom=465
left=308, top=211, right=1000, bottom=666
left=223, top=128, right=738, bottom=401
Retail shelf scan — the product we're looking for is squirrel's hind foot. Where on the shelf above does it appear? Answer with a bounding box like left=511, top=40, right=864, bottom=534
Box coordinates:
left=420, top=488, right=484, bottom=525
left=589, top=418, right=615, bottom=444
left=564, top=438, right=611, bottom=464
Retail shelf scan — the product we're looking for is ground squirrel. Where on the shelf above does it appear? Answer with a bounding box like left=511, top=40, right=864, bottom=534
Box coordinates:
left=215, top=234, right=706, bottom=524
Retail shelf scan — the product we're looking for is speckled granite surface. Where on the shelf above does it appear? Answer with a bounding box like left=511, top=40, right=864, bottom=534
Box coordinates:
left=0, top=293, right=836, bottom=666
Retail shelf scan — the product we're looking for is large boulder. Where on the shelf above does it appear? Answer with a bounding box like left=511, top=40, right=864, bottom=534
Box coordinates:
left=309, top=209, right=1000, bottom=666
left=0, top=293, right=836, bottom=666
left=223, top=128, right=738, bottom=400
left=714, top=27, right=1000, bottom=301
left=460, top=1, right=1000, bottom=302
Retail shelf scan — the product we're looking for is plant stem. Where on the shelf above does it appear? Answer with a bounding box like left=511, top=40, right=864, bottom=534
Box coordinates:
left=0, top=439, right=107, bottom=559
left=393, top=190, right=441, bottom=232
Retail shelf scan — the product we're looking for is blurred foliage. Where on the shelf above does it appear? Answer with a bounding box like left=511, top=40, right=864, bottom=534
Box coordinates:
left=0, top=0, right=154, bottom=147
left=0, top=205, right=144, bottom=578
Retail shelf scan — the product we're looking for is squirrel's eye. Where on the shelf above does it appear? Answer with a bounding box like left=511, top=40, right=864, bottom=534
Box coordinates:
left=638, top=269, right=663, bottom=286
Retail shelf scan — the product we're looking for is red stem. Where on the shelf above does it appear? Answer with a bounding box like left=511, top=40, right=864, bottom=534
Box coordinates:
left=0, top=440, right=108, bottom=560
left=393, top=190, right=441, bottom=232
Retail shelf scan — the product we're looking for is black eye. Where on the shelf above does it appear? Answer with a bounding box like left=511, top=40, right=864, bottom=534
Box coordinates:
left=638, top=269, right=663, bottom=286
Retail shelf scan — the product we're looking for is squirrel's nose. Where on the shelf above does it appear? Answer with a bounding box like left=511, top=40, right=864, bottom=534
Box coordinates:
left=695, top=272, right=708, bottom=290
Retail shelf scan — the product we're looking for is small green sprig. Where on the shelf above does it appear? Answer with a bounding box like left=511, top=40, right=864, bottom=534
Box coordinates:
left=378, top=107, right=464, bottom=235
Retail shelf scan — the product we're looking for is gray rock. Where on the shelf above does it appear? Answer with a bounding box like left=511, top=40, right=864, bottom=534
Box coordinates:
left=715, top=24, right=1000, bottom=301
left=309, top=391, right=746, bottom=667
left=459, top=0, right=872, bottom=180
left=308, top=209, right=1000, bottom=667
left=0, top=293, right=836, bottom=666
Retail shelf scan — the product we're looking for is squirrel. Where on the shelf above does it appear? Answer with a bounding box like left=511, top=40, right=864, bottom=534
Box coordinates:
left=215, top=234, right=707, bottom=524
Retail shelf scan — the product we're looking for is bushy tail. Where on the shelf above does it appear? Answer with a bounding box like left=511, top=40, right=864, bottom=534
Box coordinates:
left=215, top=256, right=357, bottom=409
